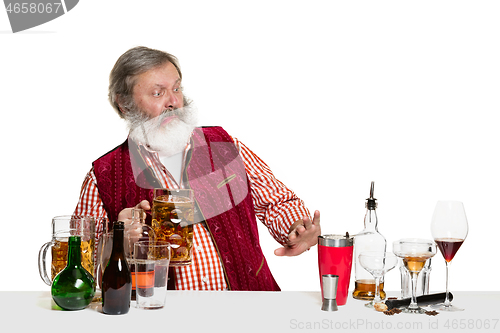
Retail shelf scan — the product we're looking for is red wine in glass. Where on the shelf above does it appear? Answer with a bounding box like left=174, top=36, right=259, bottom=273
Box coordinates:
left=431, top=201, right=468, bottom=312
left=435, top=238, right=464, bottom=262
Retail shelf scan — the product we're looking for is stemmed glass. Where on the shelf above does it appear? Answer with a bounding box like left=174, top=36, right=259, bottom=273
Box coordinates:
left=393, top=239, right=436, bottom=314
left=358, top=252, right=398, bottom=309
left=431, top=201, right=468, bottom=311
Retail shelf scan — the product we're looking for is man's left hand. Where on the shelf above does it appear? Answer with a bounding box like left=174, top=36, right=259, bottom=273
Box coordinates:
left=274, top=210, right=321, bottom=256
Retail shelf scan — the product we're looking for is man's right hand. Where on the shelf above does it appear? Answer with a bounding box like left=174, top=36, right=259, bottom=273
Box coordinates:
left=117, top=200, right=151, bottom=242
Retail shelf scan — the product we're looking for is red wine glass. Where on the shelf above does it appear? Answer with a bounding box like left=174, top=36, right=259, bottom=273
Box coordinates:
left=430, top=201, right=468, bottom=311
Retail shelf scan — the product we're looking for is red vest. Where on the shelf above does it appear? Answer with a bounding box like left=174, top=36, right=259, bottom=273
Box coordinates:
left=93, top=126, right=280, bottom=291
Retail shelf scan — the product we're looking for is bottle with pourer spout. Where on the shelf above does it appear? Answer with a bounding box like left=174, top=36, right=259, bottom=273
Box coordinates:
left=352, top=182, right=387, bottom=300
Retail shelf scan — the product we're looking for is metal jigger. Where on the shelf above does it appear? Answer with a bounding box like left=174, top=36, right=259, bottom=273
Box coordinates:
left=321, top=274, right=339, bottom=311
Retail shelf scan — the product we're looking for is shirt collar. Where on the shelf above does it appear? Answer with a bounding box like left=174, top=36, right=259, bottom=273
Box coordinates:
left=133, top=136, right=193, bottom=170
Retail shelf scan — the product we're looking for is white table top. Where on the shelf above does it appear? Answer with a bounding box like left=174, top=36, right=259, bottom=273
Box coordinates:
left=2, top=290, right=499, bottom=332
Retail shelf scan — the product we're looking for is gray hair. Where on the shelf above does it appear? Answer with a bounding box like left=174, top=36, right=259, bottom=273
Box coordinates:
left=108, top=46, right=185, bottom=119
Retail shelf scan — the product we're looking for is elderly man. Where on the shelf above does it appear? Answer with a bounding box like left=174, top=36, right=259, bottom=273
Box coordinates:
left=74, top=46, right=320, bottom=291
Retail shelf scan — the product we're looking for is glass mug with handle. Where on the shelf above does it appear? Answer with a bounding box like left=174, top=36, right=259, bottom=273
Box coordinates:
left=38, top=215, right=95, bottom=285
left=152, top=189, right=194, bottom=266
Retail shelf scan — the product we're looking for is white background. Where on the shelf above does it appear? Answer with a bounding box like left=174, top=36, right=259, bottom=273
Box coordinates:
left=0, top=0, right=498, bottom=292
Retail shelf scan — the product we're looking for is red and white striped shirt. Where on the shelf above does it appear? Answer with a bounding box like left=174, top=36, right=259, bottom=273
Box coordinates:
left=74, top=135, right=310, bottom=290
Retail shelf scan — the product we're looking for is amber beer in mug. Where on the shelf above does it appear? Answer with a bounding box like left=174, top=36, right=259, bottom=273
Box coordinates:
left=38, top=215, right=96, bottom=285
left=51, top=235, right=95, bottom=280
left=152, top=189, right=194, bottom=266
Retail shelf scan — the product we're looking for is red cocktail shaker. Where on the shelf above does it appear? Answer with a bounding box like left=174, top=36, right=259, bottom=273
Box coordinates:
left=318, top=234, right=354, bottom=306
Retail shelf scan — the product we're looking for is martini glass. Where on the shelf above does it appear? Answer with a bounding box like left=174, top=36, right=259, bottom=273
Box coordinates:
left=430, top=201, right=468, bottom=311
left=393, top=239, right=436, bottom=314
left=358, top=252, right=397, bottom=309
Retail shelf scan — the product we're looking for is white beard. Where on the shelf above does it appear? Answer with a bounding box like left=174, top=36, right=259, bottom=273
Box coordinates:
left=128, top=103, right=199, bottom=157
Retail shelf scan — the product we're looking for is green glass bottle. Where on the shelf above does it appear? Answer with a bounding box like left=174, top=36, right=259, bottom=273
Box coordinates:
left=51, top=235, right=96, bottom=310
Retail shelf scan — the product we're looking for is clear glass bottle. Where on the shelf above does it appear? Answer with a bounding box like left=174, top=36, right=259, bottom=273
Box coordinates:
left=51, top=235, right=96, bottom=310
left=352, top=182, right=387, bottom=300
left=125, top=208, right=156, bottom=255
left=102, top=221, right=132, bottom=315
left=125, top=208, right=156, bottom=300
